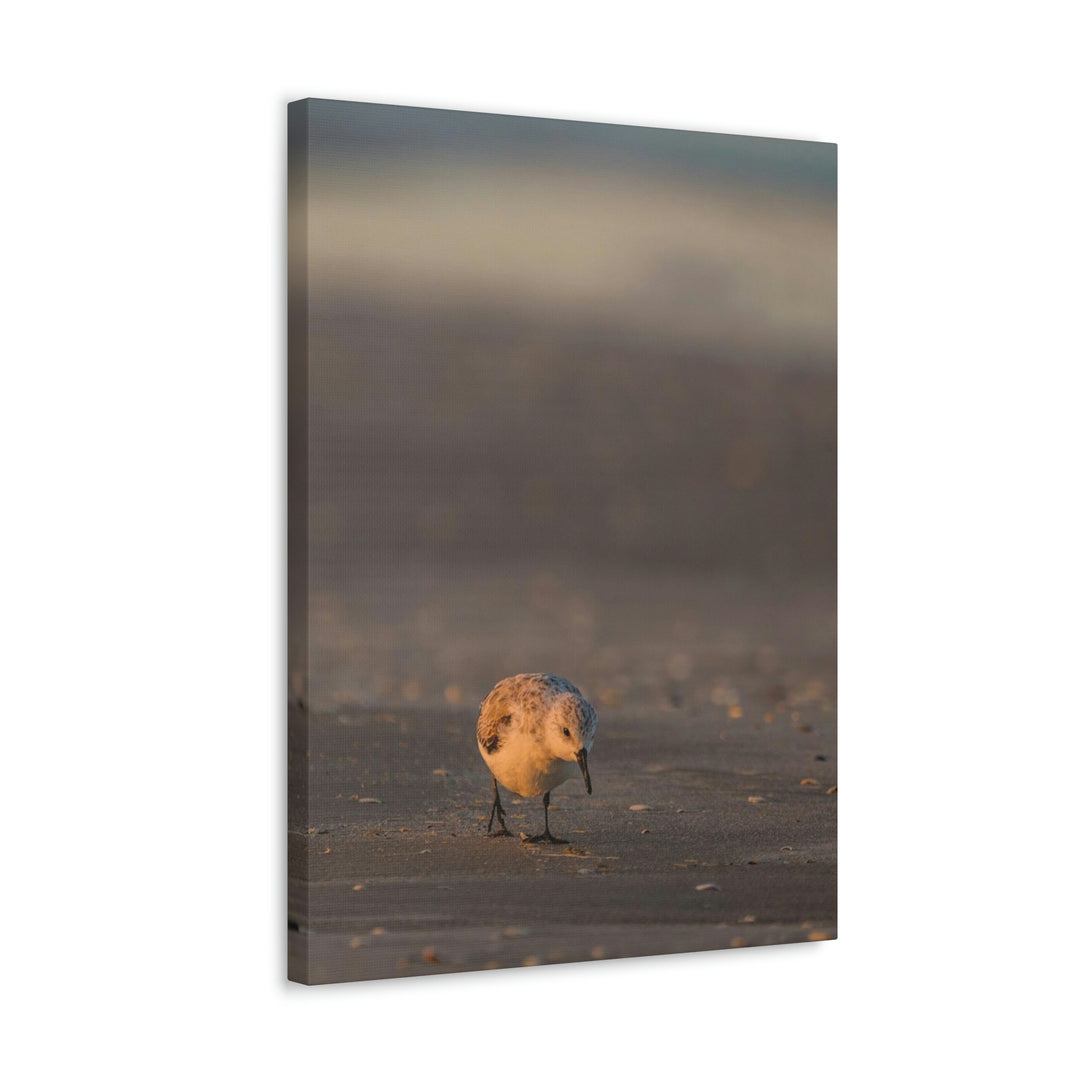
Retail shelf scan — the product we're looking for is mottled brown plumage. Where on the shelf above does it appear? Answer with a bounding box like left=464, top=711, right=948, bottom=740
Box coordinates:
left=477, top=673, right=598, bottom=842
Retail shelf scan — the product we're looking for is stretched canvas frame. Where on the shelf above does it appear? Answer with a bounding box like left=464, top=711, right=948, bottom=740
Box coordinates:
left=288, top=98, right=836, bottom=985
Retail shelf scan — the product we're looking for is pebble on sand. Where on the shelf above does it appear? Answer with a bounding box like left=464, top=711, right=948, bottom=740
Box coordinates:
left=590, top=946, right=606, bottom=960
left=422, top=947, right=441, bottom=963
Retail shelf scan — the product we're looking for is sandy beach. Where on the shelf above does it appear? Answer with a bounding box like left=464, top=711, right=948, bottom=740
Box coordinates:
left=288, top=645, right=836, bottom=983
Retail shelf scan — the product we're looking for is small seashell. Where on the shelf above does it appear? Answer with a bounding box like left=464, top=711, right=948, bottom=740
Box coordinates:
left=352, top=884, right=364, bottom=891
left=348, top=937, right=364, bottom=949
left=695, top=883, right=720, bottom=891
left=357, top=797, right=381, bottom=804
left=422, top=947, right=441, bottom=963
left=800, top=778, right=818, bottom=786
left=432, top=768, right=448, bottom=777
left=521, top=956, right=540, bottom=967
left=371, top=927, right=386, bottom=935
left=780, top=845, right=793, bottom=852
left=739, top=915, right=756, bottom=923
left=640, top=828, right=650, bottom=835
left=321, top=847, right=331, bottom=854
left=826, top=785, right=838, bottom=795
left=730, top=936, right=747, bottom=948
left=748, top=796, right=764, bottom=804
left=629, top=804, right=652, bottom=811
left=808, top=931, right=830, bottom=942
left=590, top=946, right=606, bottom=960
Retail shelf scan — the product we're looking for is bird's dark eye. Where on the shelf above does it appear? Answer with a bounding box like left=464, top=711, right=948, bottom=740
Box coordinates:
left=563, top=727, right=571, bottom=737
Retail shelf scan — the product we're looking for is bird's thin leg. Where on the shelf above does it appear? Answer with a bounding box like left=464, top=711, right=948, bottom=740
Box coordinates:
left=486, top=777, right=511, bottom=837
left=523, top=790, right=569, bottom=844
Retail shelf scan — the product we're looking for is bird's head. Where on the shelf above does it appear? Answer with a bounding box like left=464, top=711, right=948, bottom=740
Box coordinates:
left=545, top=696, right=597, bottom=794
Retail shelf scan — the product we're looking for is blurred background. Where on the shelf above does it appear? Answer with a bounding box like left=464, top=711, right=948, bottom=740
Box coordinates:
left=294, top=100, right=836, bottom=716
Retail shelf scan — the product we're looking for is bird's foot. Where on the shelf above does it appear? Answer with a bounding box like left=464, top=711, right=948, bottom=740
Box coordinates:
left=486, top=827, right=513, bottom=838
left=522, top=831, right=569, bottom=845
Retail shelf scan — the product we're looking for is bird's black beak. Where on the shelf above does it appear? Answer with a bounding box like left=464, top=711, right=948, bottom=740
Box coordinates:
left=576, top=748, right=592, bottom=795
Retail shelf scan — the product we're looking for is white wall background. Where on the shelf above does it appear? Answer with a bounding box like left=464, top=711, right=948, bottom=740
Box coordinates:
left=3, top=2, right=1076, bottom=1076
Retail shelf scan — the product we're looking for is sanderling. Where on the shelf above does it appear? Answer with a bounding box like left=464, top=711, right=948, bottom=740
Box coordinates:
left=476, top=673, right=597, bottom=843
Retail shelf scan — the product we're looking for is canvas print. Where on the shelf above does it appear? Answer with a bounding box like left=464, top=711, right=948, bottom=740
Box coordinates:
left=288, top=98, right=836, bottom=984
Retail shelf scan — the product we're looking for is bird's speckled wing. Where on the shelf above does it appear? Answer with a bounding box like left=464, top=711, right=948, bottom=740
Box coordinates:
left=476, top=700, right=511, bottom=754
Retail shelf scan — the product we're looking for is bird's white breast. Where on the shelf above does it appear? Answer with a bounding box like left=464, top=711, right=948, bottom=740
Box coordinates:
left=479, top=734, right=578, bottom=798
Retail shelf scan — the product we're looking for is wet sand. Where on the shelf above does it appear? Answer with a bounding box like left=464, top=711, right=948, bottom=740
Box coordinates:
left=288, top=685, right=836, bottom=984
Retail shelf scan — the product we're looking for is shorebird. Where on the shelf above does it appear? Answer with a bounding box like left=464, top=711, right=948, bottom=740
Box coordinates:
left=477, top=673, right=597, bottom=843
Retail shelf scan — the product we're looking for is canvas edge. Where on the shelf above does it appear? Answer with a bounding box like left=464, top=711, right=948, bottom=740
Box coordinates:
left=286, top=97, right=313, bottom=985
